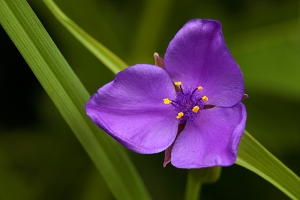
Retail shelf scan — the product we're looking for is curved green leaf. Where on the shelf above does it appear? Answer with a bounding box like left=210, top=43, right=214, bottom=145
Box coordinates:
left=0, top=1, right=151, bottom=200
left=237, top=131, right=300, bottom=199
left=43, top=0, right=127, bottom=74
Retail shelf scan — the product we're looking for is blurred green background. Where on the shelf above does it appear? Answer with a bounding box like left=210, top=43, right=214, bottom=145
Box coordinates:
left=0, top=0, right=299, bottom=199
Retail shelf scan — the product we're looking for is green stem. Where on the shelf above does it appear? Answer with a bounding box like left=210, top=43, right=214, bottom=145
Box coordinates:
left=184, top=166, right=221, bottom=200
left=184, top=170, right=203, bottom=200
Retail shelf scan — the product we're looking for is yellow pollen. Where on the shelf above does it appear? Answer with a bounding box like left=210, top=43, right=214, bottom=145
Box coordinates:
left=176, top=112, right=184, bottom=119
left=192, top=106, right=200, bottom=113
left=197, top=86, right=203, bottom=90
left=163, top=98, right=172, bottom=104
left=202, top=96, right=208, bottom=101
left=174, top=82, right=182, bottom=86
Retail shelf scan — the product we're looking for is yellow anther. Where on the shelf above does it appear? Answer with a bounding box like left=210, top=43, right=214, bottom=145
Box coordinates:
left=192, top=106, right=200, bottom=113
left=163, top=98, right=172, bottom=104
left=174, top=82, right=182, bottom=86
left=202, top=96, right=208, bottom=101
left=176, top=112, right=184, bottom=119
left=197, top=86, right=203, bottom=90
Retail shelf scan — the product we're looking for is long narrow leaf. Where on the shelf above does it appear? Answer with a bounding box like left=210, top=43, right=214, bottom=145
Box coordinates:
left=0, top=1, right=151, bottom=200
left=237, top=131, right=300, bottom=199
left=43, top=0, right=127, bottom=74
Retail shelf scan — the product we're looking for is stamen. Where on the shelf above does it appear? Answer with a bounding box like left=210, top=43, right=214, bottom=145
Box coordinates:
left=192, top=85, right=204, bottom=96
left=202, top=96, right=208, bottom=101
left=192, top=106, right=200, bottom=113
left=174, top=81, right=184, bottom=94
left=191, top=88, right=197, bottom=95
left=176, top=112, right=184, bottom=119
left=174, top=82, right=182, bottom=86
left=163, top=98, right=172, bottom=104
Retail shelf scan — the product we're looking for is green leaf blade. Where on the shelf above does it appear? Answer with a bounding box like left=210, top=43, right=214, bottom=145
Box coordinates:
left=0, top=1, right=151, bottom=200
left=237, top=131, right=300, bottom=199
left=43, top=0, right=127, bottom=74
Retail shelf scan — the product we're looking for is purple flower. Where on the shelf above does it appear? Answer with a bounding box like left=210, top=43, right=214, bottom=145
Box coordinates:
left=85, top=19, right=247, bottom=168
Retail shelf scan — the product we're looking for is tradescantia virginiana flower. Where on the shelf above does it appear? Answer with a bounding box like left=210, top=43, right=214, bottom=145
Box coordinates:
left=85, top=19, right=247, bottom=168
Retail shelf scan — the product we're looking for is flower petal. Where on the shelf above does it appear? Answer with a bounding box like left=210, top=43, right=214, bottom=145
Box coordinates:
left=85, top=64, right=178, bottom=154
left=164, top=19, right=244, bottom=107
left=171, top=103, right=246, bottom=168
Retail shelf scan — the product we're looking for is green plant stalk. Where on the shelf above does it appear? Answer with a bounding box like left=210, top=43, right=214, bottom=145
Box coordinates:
left=184, top=167, right=221, bottom=200
left=184, top=171, right=202, bottom=200
left=236, top=131, right=300, bottom=199
left=0, top=1, right=151, bottom=200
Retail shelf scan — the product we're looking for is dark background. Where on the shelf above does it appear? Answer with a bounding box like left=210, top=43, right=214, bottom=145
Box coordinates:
left=1, top=0, right=299, bottom=199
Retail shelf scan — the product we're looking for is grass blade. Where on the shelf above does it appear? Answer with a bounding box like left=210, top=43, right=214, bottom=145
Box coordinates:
left=0, top=1, right=151, bottom=199
left=237, top=131, right=300, bottom=199
left=43, top=0, right=127, bottom=74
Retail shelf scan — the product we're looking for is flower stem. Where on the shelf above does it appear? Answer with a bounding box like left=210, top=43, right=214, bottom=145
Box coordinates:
left=184, top=170, right=203, bottom=200
left=184, top=167, right=222, bottom=200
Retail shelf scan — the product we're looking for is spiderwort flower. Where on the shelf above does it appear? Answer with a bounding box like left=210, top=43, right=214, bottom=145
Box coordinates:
left=85, top=19, right=247, bottom=168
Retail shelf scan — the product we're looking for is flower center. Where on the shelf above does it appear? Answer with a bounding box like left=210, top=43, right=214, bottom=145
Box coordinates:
left=163, top=82, right=208, bottom=123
